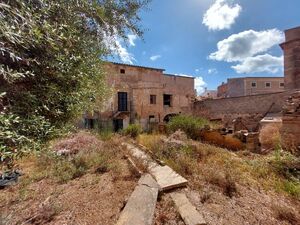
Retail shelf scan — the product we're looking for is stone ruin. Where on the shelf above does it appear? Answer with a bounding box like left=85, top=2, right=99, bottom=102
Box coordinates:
left=281, top=91, right=300, bottom=154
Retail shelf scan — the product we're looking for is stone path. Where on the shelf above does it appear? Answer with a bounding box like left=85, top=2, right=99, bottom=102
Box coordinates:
left=116, top=143, right=206, bottom=225
left=116, top=174, right=159, bottom=225
left=171, top=192, right=206, bottom=225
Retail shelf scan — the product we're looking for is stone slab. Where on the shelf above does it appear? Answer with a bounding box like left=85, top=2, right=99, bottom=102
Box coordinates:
left=170, top=192, right=206, bottom=225
left=124, top=143, right=188, bottom=191
left=116, top=174, right=159, bottom=225
left=149, top=165, right=188, bottom=191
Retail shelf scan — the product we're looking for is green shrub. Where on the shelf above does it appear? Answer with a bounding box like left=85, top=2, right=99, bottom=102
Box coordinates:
left=167, top=115, right=210, bottom=139
left=123, top=124, right=142, bottom=138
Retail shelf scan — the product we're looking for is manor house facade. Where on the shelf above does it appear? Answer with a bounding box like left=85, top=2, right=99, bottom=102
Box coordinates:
left=85, top=62, right=195, bottom=131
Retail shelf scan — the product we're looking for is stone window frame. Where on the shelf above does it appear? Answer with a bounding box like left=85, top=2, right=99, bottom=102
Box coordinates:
left=265, top=82, right=271, bottom=88
left=251, top=81, right=257, bottom=88
left=120, top=69, right=125, bottom=74
left=279, top=82, right=284, bottom=88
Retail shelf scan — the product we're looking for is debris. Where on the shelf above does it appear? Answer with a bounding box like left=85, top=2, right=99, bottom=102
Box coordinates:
left=0, top=170, right=21, bottom=189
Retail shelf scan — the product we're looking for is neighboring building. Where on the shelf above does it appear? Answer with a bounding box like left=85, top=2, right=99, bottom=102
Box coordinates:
left=217, top=82, right=228, bottom=98
left=217, top=77, right=285, bottom=98
left=201, top=88, right=218, bottom=99
left=85, top=62, right=195, bottom=131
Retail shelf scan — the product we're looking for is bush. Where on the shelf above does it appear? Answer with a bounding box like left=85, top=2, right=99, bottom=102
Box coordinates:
left=167, top=115, right=210, bottom=140
left=201, top=131, right=244, bottom=151
left=205, top=168, right=238, bottom=198
left=123, top=124, right=142, bottom=138
left=259, top=124, right=281, bottom=150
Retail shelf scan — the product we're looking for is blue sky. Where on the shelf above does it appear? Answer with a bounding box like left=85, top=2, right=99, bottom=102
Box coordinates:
left=108, top=0, right=300, bottom=94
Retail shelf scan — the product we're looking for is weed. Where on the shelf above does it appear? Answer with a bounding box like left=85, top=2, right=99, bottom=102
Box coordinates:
left=282, top=180, right=300, bottom=198
left=200, top=191, right=212, bottom=203
left=204, top=168, right=237, bottom=198
left=123, top=124, right=142, bottom=138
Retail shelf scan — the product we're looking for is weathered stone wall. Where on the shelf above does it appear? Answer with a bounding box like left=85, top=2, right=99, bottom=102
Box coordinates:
left=281, top=91, right=300, bottom=152
left=98, top=62, right=195, bottom=130
left=193, top=91, right=294, bottom=129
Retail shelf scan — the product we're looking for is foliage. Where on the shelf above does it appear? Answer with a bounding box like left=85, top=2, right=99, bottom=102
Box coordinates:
left=166, top=115, right=210, bottom=139
left=123, top=124, right=142, bottom=138
left=259, top=124, right=281, bottom=150
left=0, top=0, right=149, bottom=165
left=200, top=131, right=244, bottom=151
left=138, top=133, right=300, bottom=199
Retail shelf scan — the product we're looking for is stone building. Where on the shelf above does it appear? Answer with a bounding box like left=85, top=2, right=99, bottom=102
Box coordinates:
left=280, top=26, right=300, bottom=152
left=280, top=26, right=300, bottom=90
left=217, top=77, right=284, bottom=98
left=85, top=62, right=195, bottom=131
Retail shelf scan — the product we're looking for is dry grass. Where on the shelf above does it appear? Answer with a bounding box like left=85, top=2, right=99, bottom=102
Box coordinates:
left=259, top=123, right=281, bottom=150
left=200, top=131, right=244, bottom=151
left=137, top=133, right=300, bottom=199
left=272, top=205, right=299, bottom=225
left=0, top=132, right=138, bottom=225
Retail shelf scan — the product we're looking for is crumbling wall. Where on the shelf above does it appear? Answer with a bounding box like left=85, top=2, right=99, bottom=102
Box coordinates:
left=281, top=91, right=300, bottom=153
left=193, top=91, right=294, bottom=129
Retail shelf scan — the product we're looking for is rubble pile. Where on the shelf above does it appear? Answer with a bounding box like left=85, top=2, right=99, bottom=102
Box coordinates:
left=281, top=91, right=300, bottom=153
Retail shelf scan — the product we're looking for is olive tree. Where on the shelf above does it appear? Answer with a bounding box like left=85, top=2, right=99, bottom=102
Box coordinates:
left=0, top=0, right=149, bottom=165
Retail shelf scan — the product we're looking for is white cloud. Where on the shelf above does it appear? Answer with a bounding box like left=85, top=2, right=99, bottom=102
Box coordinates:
left=208, top=28, right=285, bottom=74
left=113, top=39, right=135, bottom=64
left=150, top=55, right=161, bottom=61
left=195, top=77, right=207, bottom=95
left=202, top=0, right=242, bottom=31
left=127, top=34, right=138, bottom=47
left=195, top=69, right=200, bottom=73
left=102, top=30, right=135, bottom=64
left=232, top=54, right=283, bottom=74
left=209, top=29, right=284, bottom=62
left=208, top=68, right=218, bottom=74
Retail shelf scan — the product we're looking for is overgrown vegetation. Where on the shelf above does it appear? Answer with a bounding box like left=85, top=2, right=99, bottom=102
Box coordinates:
left=200, top=130, right=244, bottom=151
left=0, top=0, right=149, bottom=166
left=123, top=124, right=142, bottom=138
left=166, top=115, right=210, bottom=139
left=17, top=132, right=125, bottom=187
left=259, top=124, right=281, bottom=150
left=138, top=133, right=300, bottom=199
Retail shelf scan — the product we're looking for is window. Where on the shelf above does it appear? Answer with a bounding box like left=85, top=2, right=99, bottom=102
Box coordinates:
left=150, top=95, right=156, bottom=104
left=265, top=82, right=271, bottom=88
left=118, top=92, right=128, bottom=111
left=163, top=94, right=172, bottom=107
left=120, top=69, right=125, bottom=74
left=251, top=82, right=257, bottom=88
left=280, top=82, right=284, bottom=88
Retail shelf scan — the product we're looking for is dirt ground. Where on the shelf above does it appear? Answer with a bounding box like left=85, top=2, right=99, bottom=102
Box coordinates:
left=0, top=160, right=137, bottom=225
left=185, top=184, right=300, bottom=225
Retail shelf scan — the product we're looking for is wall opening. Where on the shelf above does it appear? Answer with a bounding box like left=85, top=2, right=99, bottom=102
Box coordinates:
left=163, top=94, right=172, bottom=107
